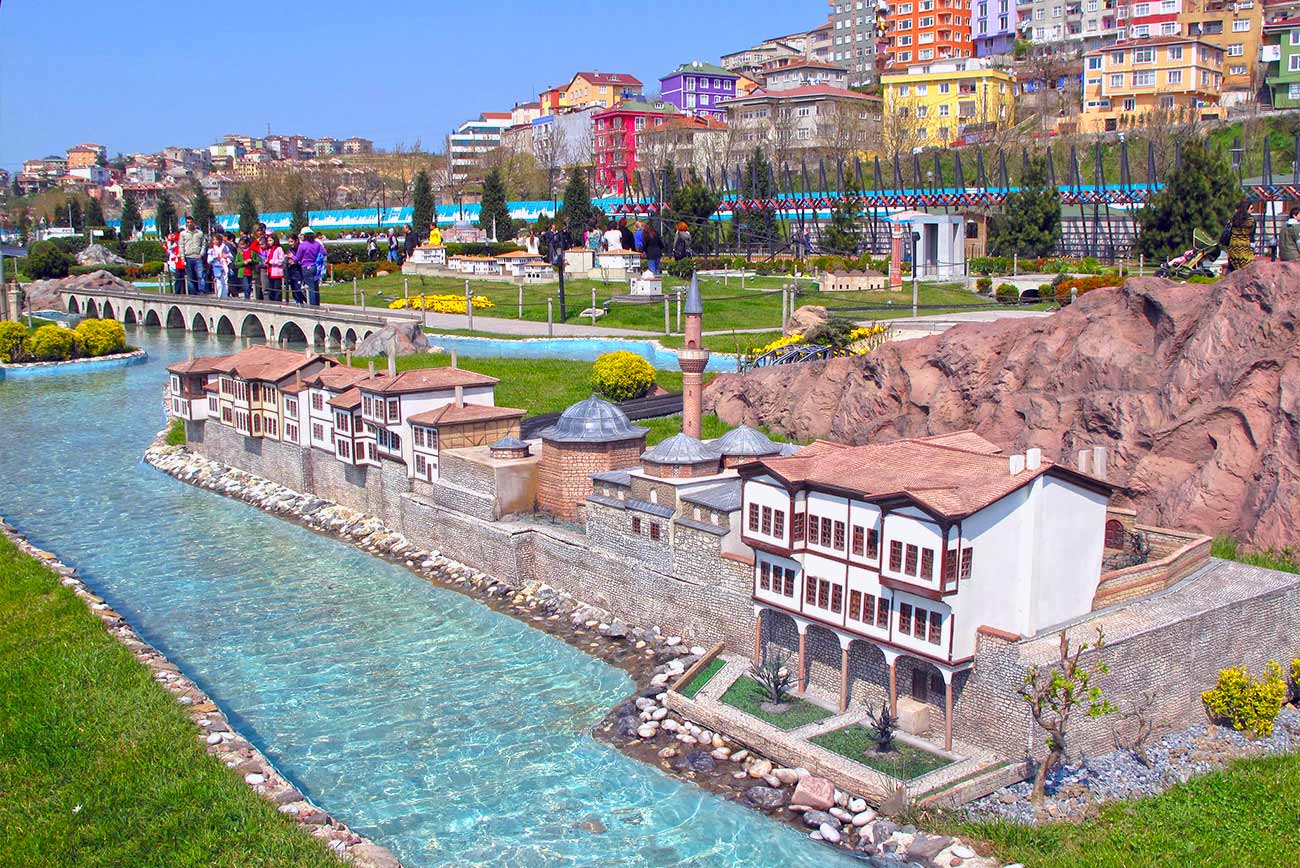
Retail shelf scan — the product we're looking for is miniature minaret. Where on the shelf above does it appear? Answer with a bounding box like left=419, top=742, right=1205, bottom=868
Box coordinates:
left=676, top=273, right=710, bottom=439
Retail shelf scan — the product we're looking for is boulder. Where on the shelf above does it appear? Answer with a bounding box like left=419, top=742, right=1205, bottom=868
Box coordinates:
left=791, top=775, right=836, bottom=811
left=76, top=243, right=130, bottom=267
left=784, top=304, right=829, bottom=337
left=707, top=262, right=1300, bottom=551
left=743, top=785, right=788, bottom=810
left=681, top=750, right=716, bottom=773
left=355, top=321, right=430, bottom=358
left=801, top=809, right=840, bottom=830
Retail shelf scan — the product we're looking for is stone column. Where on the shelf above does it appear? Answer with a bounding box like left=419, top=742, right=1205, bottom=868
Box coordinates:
left=752, top=608, right=763, bottom=667
left=880, top=647, right=900, bottom=718
left=795, top=624, right=808, bottom=696
left=6, top=284, right=20, bottom=323
left=838, top=641, right=851, bottom=712
left=942, top=668, right=955, bottom=752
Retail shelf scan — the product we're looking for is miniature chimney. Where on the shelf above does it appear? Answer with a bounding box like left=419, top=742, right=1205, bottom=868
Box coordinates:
left=367, top=361, right=375, bottom=378
left=454, top=385, right=464, bottom=408
left=1009, top=453, right=1026, bottom=475
left=1076, top=448, right=1092, bottom=475
left=387, top=350, right=397, bottom=378
left=1025, top=447, right=1042, bottom=471
left=450, top=349, right=458, bottom=369
left=1091, top=446, right=1108, bottom=481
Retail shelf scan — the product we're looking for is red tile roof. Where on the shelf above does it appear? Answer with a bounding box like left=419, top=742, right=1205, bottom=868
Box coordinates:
left=306, top=365, right=375, bottom=391
left=407, top=403, right=526, bottom=426
left=358, top=367, right=498, bottom=395
left=749, top=432, right=1109, bottom=519
left=167, top=354, right=232, bottom=375
left=201, top=345, right=333, bottom=384
left=574, top=71, right=643, bottom=86
left=328, top=386, right=362, bottom=409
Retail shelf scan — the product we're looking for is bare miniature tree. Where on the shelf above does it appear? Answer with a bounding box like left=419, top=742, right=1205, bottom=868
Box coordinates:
left=865, top=699, right=897, bottom=753
left=1111, top=689, right=1158, bottom=767
left=881, top=98, right=927, bottom=162
left=1020, top=627, right=1116, bottom=804
left=752, top=651, right=796, bottom=707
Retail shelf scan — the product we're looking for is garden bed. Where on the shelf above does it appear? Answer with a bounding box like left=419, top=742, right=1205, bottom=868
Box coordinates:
left=810, top=724, right=952, bottom=779
left=677, top=657, right=725, bottom=699
left=719, top=676, right=834, bottom=730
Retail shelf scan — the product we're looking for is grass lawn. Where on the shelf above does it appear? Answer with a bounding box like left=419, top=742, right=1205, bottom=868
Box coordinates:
left=165, top=418, right=186, bottom=446
left=719, top=676, right=834, bottom=731
left=659, top=331, right=783, bottom=355
left=348, top=351, right=688, bottom=416
left=810, top=726, right=950, bottom=780
left=1211, top=537, right=1299, bottom=574
left=677, top=658, right=726, bottom=699
left=319, top=272, right=1013, bottom=334
left=0, top=535, right=339, bottom=868
left=940, top=753, right=1300, bottom=868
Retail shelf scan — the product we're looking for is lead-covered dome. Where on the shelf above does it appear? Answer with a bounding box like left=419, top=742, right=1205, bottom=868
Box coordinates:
left=540, top=395, right=648, bottom=443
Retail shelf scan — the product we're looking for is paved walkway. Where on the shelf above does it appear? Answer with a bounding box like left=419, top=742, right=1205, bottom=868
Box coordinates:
left=883, top=309, right=1050, bottom=339
left=422, top=311, right=658, bottom=337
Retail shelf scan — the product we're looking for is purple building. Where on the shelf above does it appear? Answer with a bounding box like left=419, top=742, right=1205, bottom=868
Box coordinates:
left=658, top=61, right=739, bottom=122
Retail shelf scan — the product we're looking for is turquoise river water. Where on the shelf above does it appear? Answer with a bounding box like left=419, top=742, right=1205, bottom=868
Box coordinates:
left=0, top=328, right=859, bottom=868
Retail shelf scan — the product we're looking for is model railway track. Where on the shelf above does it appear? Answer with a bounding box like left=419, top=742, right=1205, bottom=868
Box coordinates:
left=520, top=392, right=683, bottom=439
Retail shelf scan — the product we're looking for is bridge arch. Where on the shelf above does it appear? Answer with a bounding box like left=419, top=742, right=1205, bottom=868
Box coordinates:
left=362, top=330, right=374, bottom=342
left=123, top=307, right=138, bottom=325
left=84, top=298, right=100, bottom=319
left=215, top=315, right=235, bottom=336
left=143, top=309, right=162, bottom=327
left=101, top=301, right=116, bottom=321
left=344, top=327, right=358, bottom=348
left=165, top=305, right=185, bottom=329
left=313, top=324, right=326, bottom=348
left=328, top=326, right=342, bottom=349
left=67, top=296, right=81, bottom=314
left=191, top=312, right=209, bottom=334
left=240, top=314, right=266, bottom=340
left=279, top=320, right=308, bottom=346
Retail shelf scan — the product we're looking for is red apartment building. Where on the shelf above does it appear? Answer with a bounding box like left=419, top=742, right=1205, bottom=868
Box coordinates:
left=884, top=0, right=975, bottom=68
left=592, top=100, right=682, bottom=195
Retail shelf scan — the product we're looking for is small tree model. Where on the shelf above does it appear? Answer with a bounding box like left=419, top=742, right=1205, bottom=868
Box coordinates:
left=155, top=193, right=178, bottom=236
left=1136, top=139, right=1238, bottom=264
left=235, top=187, right=259, bottom=236
left=478, top=168, right=514, bottom=241
left=1112, top=689, right=1157, bottom=767
left=666, top=176, right=721, bottom=254
left=737, top=148, right=778, bottom=252
left=556, top=170, right=600, bottom=234
left=988, top=156, right=1060, bottom=258
left=411, top=169, right=434, bottom=241
left=1020, top=627, right=1116, bottom=804
left=865, top=700, right=897, bottom=753
left=823, top=198, right=863, bottom=256
left=190, top=182, right=214, bottom=233
left=119, top=191, right=142, bottom=240
left=85, top=196, right=105, bottom=230
left=752, top=652, right=796, bottom=707
left=289, top=193, right=310, bottom=236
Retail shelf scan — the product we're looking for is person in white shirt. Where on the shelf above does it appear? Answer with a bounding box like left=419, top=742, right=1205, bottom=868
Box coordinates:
left=602, top=226, right=623, bottom=252
left=207, top=232, right=232, bottom=298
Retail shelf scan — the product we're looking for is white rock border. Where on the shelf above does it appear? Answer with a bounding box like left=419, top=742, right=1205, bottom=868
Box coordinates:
left=0, top=348, right=147, bottom=370
left=0, top=515, right=404, bottom=868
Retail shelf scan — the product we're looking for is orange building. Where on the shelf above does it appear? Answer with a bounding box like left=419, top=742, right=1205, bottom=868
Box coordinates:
left=883, top=0, right=974, bottom=69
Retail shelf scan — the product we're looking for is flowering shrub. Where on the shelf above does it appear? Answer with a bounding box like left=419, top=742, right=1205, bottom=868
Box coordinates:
left=1054, top=274, right=1126, bottom=305
left=27, top=325, right=77, bottom=361
left=74, top=319, right=127, bottom=357
left=753, top=333, right=805, bottom=356
left=389, top=294, right=495, bottom=314
left=0, top=321, right=26, bottom=363
left=847, top=323, right=891, bottom=354
left=591, top=350, right=655, bottom=402
left=1202, top=662, right=1288, bottom=737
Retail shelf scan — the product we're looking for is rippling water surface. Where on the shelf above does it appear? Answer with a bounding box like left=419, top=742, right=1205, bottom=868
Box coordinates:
left=0, top=328, right=856, bottom=867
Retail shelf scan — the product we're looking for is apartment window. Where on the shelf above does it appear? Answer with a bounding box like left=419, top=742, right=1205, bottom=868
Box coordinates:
left=1133, top=47, right=1154, bottom=63
left=914, top=608, right=928, bottom=639
left=920, top=15, right=934, bottom=26
left=1161, top=21, right=1177, bottom=34
left=939, top=81, right=951, bottom=93
left=1052, top=4, right=1063, bottom=14
left=285, top=397, right=297, bottom=416
left=1293, top=30, right=1300, bottom=46
left=1165, top=69, right=1184, bottom=86
left=1230, top=64, right=1246, bottom=76
left=1291, top=82, right=1300, bottom=99
left=415, top=453, right=427, bottom=477
left=368, top=442, right=377, bottom=462
left=285, top=422, right=297, bottom=442
left=877, top=596, right=890, bottom=628
left=943, top=549, right=958, bottom=582
left=773, top=510, right=785, bottom=538
left=1110, top=50, right=1124, bottom=65
left=312, top=393, right=324, bottom=411
left=920, top=548, right=934, bottom=579
left=1123, top=97, right=1136, bottom=111
left=899, top=603, right=913, bottom=634
left=818, top=579, right=831, bottom=609
left=917, top=83, right=928, bottom=95
left=649, top=522, right=661, bottom=541
left=413, top=427, right=425, bottom=448
left=1168, top=45, right=1183, bottom=60
left=387, top=398, right=399, bottom=421
left=867, top=528, right=879, bottom=558
left=783, top=569, right=796, bottom=597
left=632, top=516, right=642, bottom=535
left=362, top=395, right=372, bottom=417
left=898, top=84, right=910, bottom=96
left=960, top=547, right=974, bottom=580
left=1110, top=73, right=1125, bottom=88
left=833, top=522, right=846, bottom=550
left=1232, top=18, right=1249, bottom=31
left=338, top=440, right=351, bottom=459
left=748, top=503, right=759, bottom=531
left=939, top=103, right=950, bottom=116
left=928, top=612, right=942, bottom=644
left=806, top=576, right=818, bottom=605
left=830, top=584, right=844, bottom=614
left=760, top=561, right=772, bottom=591
left=1133, top=1, right=1149, bottom=12
left=852, top=526, right=865, bottom=556
left=905, top=544, right=919, bottom=576
left=917, top=104, right=929, bottom=118
left=849, top=589, right=862, bottom=619
left=793, top=511, right=805, bottom=542
left=889, top=540, right=904, bottom=571
left=821, top=517, right=833, bottom=547
left=808, top=515, right=821, bottom=545
left=312, top=422, right=324, bottom=441
left=1132, top=70, right=1156, bottom=86
left=761, top=506, right=772, bottom=534
left=1035, top=7, right=1044, bottom=18
left=1227, top=43, right=1244, bottom=57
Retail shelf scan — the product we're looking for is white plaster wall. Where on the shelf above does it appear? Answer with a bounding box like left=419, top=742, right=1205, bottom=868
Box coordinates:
left=800, top=551, right=849, bottom=628
left=847, top=500, right=883, bottom=568
left=948, top=488, right=1032, bottom=659
left=742, top=477, right=792, bottom=549
left=880, top=510, right=945, bottom=585
left=754, top=551, right=802, bottom=610
left=1030, top=477, right=1109, bottom=634
left=805, top=490, right=851, bottom=559
left=889, top=588, right=951, bottom=659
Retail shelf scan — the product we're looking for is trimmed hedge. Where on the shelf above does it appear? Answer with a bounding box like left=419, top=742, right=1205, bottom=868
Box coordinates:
left=995, top=283, right=1020, bottom=304
left=74, top=318, right=127, bottom=357
left=27, top=325, right=78, bottom=361
left=0, top=321, right=26, bottom=362
left=591, top=351, right=655, bottom=402
left=2, top=319, right=129, bottom=363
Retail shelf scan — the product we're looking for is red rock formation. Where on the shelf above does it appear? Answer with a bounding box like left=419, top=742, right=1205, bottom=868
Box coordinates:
left=705, top=262, right=1300, bottom=549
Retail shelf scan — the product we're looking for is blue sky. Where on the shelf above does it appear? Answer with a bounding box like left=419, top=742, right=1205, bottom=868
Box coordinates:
left=0, top=1, right=818, bottom=171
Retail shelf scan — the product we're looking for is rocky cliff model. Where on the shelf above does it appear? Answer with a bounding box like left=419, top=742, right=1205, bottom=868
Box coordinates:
left=706, top=262, right=1300, bottom=550
left=23, top=270, right=135, bottom=313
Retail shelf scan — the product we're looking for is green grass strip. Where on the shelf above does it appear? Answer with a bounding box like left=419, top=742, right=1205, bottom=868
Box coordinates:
left=678, top=658, right=725, bottom=699
left=719, top=676, right=834, bottom=731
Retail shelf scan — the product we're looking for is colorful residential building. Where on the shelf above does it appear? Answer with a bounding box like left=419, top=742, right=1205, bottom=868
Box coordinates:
left=1016, top=0, right=1123, bottom=51
left=1078, top=36, right=1224, bottom=132
left=721, top=85, right=881, bottom=158
left=539, top=84, right=569, bottom=114
left=449, top=111, right=514, bottom=184
left=739, top=433, right=1113, bottom=751
left=828, top=0, right=880, bottom=85
left=763, top=60, right=851, bottom=91
left=882, top=0, right=974, bottom=70
left=1120, top=0, right=1183, bottom=38
left=881, top=60, right=1016, bottom=147
left=66, top=143, right=105, bottom=170
left=1263, top=13, right=1300, bottom=108
left=1179, top=0, right=1265, bottom=105
left=972, top=0, right=1018, bottom=55
left=659, top=61, right=740, bottom=122
left=563, top=72, right=644, bottom=110
left=592, top=100, right=682, bottom=195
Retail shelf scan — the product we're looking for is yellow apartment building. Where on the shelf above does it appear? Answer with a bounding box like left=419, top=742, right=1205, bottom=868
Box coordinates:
left=1079, top=36, right=1224, bottom=132
left=881, top=60, right=1016, bottom=148
left=1178, top=0, right=1264, bottom=105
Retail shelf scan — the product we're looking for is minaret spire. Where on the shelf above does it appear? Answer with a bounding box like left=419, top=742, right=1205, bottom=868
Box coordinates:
left=675, top=272, right=710, bottom=439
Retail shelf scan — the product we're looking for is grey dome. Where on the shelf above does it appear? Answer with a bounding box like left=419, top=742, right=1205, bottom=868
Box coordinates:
left=541, top=395, right=648, bottom=444
left=641, top=433, right=720, bottom=465
left=491, top=435, right=529, bottom=450
left=712, top=424, right=782, bottom=458
left=778, top=442, right=802, bottom=456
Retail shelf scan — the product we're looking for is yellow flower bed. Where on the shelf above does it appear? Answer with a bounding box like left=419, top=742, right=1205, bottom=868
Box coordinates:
left=389, top=294, right=496, bottom=313
left=753, top=332, right=804, bottom=356
left=848, top=322, right=892, bottom=355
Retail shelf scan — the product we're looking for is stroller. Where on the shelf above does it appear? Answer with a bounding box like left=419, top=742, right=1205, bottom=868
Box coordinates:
left=1156, top=228, right=1219, bottom=279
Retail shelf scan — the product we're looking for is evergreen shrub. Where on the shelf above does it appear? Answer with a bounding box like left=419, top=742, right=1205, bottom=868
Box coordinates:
left=0, top=321, right=26, bottom=362
left=25, top=241, right=73, bottom=279
left=74, top=318, right=127, bottom=357
left=27, top=325, right=77, bottom=361
left=995, top=283, right=1020, bottom=304
left=1202, top=663, right=1288, bottom=737
left=591, top=351, right=655, bottom=402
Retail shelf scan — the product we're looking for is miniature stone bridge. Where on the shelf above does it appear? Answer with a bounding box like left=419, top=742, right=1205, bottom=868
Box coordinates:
left=61, top=288, right=420, bottom=349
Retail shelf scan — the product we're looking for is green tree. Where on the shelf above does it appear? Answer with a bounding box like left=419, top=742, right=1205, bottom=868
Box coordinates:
left=15, top=206, right=31, bottom=246
left=988, top=156, right=1061, bottom=258
left=411, top=169, right=434, bottom=240
left=664, top=175, right=722, bottom=254
left=556, top=169, right=600, bottom=232
left=738, top=149, right=778, bottom=251
left=1137, top=139, right=1239, bottom=263
left=289, top=193, right=310, bottom=235
left=85, top=196, right=105, bottom=229
left=235, top=187, right=259, bottom=235
left=823, top=199, right=863, bottom=255
left=190, top=182, right=215, bottom=233
left=478, top=168, right=514, bottom=241
left=154, top=193, right=178, bottom=236
left=25, top=240, right=73, bottom=279
left=64, top=196, right=83, bottom=230
left=119, top=191, right=142, bottom=239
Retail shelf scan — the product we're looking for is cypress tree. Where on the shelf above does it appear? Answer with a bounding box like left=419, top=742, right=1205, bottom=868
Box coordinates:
left=478, top=169, right=514, bottom=241
left=1137, top=140, right=1239, bottom=263
left=823, top=199, right=863, bottom=256
left=411, top=170, right=434, bottom=240
left=988, top=156, right=1061, bottom=258
left=120, top=190, right=142, bottom=239
left=190, top=182, right=215, bottom=232
left=235, top=187, right=259, bottom=235
left=66, top=196, right=83, bottom=230
left=665, top=175, right=721, bottom=254
left=85, top=196, right=106, bottom=229
left=556, top=169, right=600, bottom=233
left=738, top=149, right=778, bottom=251
left=154, top=193, right=178, bottom=235
left=289, top=193, right=310, bottom=235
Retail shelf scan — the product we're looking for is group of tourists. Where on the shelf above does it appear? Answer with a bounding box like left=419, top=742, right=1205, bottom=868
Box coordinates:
left=166, top=217, right=328, bottom=306
left=522, top=218, right=694, bottom=276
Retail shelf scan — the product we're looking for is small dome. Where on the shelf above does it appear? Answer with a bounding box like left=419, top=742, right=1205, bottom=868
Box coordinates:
left=712, top=424, right=782, bottom=458
left=491, top=435, right=529, bottom=450
left=641, top=433, right=720, bottom=465
left=541, top=395, right=648, bottom=444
